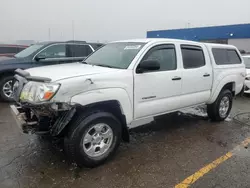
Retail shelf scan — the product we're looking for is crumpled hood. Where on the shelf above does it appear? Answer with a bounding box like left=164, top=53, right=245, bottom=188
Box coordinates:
left=26, top=62, right=119, bottom=81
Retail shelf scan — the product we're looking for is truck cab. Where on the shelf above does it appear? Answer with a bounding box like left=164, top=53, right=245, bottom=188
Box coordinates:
left=10, top=38, right=245, bottom=167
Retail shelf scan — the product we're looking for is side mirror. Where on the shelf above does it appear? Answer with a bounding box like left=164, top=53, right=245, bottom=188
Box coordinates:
left=137, top=60, right=160, bottom=73
left=35, top=54, right=46, bottom=61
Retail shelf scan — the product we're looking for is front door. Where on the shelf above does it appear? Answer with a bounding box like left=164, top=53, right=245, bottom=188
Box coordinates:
left=134, top=44, right=182, bottom=119
left=34, top=43, right=72, bottom=66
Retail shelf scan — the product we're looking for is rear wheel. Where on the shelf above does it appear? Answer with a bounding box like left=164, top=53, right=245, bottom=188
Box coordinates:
left=64, top=110, right=122, bottom=167
left=0, top=75, right=14, bottom=102
left=207, top=89, right=233, bottom=121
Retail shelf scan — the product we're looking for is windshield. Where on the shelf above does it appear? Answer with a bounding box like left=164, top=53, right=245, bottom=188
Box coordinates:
left=84, top=42, right=145, bottom=69
left=243, top=56, right=250, bottom=69
left=14, top=44, right=44, bottom=58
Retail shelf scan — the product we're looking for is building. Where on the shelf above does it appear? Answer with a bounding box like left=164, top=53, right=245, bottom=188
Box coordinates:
left=147, top=23, right=250, bottom=53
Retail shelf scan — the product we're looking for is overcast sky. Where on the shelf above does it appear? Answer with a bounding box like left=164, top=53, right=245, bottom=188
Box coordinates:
left=0, top=0, right=250, bottom=43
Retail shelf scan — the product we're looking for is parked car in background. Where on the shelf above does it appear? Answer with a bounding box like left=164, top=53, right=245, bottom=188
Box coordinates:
left=10, top=39, right=245, bottom=167
left=0, top=40, right=104, bottom=101
left=243, top=55, right=250, bottom=93
left=0, top=44, right=28, bottom=57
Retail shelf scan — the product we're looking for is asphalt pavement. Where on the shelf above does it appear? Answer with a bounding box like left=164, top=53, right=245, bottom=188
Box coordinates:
left=1, top=96, right=250, bottom=188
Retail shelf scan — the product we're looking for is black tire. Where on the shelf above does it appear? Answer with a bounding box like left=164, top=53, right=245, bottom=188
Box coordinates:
left=64, top=110, right=122, bottom=168
left=0, top=75, right=14, bottom=102
left=207, top=89, right=233, bottom=121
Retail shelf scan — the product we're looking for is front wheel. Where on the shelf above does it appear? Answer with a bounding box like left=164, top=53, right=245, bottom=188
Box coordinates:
left=0, top=75, right=14, bottom=102
left=207, top=89, right=233, bottom=121
left=64, top=111, right=122, bottom=168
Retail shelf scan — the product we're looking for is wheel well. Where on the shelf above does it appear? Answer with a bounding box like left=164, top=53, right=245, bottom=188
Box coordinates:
left=74, top=100, right=130, bottom=142
left=221, top=82, right=235, bottom=96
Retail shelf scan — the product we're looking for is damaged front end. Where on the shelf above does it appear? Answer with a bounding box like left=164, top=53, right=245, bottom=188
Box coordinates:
left=10, top=69, right=76, bottom=136
left=10, top=103, right=76, bottom=136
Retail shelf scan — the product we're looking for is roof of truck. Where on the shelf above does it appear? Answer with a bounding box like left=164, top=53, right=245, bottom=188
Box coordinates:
left=115, top=38, right=200, bottom=44
left=113, top=38, right=237, bottom=48
left=203, top=42, right=236, bottom=49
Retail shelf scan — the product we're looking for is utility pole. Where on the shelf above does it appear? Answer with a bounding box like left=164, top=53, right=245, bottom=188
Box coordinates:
left=72, top=20, right=75, bottom=41
left=48, top=28, right=51, bottom=41
left=61, top=32, right=63, bottom=40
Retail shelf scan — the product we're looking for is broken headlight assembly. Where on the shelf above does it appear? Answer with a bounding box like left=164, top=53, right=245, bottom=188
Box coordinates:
left=20, top=82, right=60, bottom=103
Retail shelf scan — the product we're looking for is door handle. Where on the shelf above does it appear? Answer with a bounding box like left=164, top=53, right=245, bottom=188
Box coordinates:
left=172, top=76, right=181, bottom=81
left=203, top=73, right=210, bottom=77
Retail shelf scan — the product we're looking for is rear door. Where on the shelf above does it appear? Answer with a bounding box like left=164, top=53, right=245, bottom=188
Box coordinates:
left=134, top=44, right=182, bottom=119
left=180, top=44, right=212, bottom=107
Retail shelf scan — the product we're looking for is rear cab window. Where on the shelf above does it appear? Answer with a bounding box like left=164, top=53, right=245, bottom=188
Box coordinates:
left=212, top=48, right=242, bottom=65
left=181, top=45, right=206, bottom=69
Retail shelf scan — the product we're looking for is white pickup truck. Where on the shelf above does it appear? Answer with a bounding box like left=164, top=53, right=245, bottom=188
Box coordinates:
left=10, top=39, right=245, bottom=167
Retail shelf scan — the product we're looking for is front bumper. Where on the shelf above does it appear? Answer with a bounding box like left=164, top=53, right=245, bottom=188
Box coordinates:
left=10, top=104, right=39, bottom=134
left=10, top=103, right=76, bottom=136
left=11, top=71, right=76, bottom=136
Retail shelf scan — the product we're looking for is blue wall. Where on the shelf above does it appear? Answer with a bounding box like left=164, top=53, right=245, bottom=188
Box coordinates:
left=147, top=24, right=250, bottom=41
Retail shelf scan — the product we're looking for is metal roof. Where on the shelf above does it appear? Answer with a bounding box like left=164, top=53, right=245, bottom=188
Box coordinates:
left=114, top=38, right=199, bottom=44
left=147, top=23, right=250, bottom=41
left=37, top=40, right=87, bottom=45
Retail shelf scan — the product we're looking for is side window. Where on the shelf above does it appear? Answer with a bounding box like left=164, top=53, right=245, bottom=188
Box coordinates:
left=11, top=47, right=22, bottom=54
left=68, top=45, right=93, bottom=57
left=0, top=47, right=18, bottom=54
left=181, top=45, right=205, bottom=69
left=227, top=50, right=241, bottom=64
left=17, top=47, right=26, bottom=53
left=141, top=44, right=177, bottom=72
left=0, top=47, right=10, bottom=54
left=212, top=49, right=228, bottom=64
left=38, top=44, right=66, bottom=58
left=212, top=48, right=242, bottom=65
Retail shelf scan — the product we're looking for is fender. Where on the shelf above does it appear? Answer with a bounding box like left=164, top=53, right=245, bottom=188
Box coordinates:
left=70, top=88, right=133, bottom=124
left=208, top=74, right=240, bottom=104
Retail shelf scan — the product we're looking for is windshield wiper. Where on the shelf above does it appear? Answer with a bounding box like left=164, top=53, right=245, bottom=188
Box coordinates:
left=95, top=64, right=115, bottom=68
left=82, top=62, right=120, bottom=69
left=81, top=61, right=88, bottom=64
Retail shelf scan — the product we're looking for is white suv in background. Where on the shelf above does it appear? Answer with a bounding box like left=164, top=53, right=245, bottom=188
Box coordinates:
left=242, top=55, right=250, bottom=93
